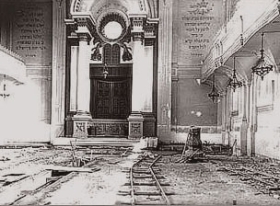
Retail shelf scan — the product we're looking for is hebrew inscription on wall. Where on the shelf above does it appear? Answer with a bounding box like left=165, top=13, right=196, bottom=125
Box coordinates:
left=176, top=0, right=223, bottom=66
left=12, top=1, right=52, bottom=65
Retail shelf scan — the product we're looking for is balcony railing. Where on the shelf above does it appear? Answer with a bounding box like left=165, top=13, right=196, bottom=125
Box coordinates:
left=0, top=44, right=25, bottom=63
left=0, top=44, right=26, bottom=83
left=201, top=0, right=279, bottom=80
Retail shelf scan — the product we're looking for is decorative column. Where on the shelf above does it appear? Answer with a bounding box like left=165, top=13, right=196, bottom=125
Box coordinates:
left=72, top=25, right=92, bottom=138
left=248, top=74, right=257, bottom=156
left=221, top=92, right=227, bottom=145
left=157, top=0, right=173, bottom=142
left=51, top=0, right=66, bottom=142
left=142, top=22, right=157, bottom=137
left=240, top=83, right=248, bottom=155
left=70, top=45, right=78, bottom=112
left=128, top=17, right=145, bottom=139
left=246, top=81, right=252, bottom=155
left=226, top=87, right=232, bottom=146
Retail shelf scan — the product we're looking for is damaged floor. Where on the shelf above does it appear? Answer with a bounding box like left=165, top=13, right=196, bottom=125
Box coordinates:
left=0, top=143, right=280, bottom=205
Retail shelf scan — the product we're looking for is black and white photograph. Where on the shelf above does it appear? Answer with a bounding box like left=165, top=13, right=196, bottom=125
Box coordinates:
left=1, top=0, right=280, bottom=205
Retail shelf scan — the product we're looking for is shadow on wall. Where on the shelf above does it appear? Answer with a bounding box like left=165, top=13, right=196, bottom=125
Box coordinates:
left=0, top=79, right=50, bottom=143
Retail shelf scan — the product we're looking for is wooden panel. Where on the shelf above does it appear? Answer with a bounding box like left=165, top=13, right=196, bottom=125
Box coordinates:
left=92, top=79, right=130, bottom=119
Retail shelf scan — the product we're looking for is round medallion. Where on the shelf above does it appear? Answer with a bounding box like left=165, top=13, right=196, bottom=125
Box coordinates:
left=96, top=11, right=128, bottom=43
left=103, top=21, right=123, bottom=40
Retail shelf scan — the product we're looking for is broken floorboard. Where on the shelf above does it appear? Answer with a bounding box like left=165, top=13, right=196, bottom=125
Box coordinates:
left=45, top=165, right=99, bottom=173
left=10, top=160, right=100, bottom=205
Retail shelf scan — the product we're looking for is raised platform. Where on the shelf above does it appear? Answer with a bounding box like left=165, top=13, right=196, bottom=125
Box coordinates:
left=52, top=137, right=139, bottom=147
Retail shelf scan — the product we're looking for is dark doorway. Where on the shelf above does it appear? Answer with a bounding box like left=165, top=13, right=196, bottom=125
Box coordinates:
left=89, top=43, right=132, bottom=136
left=91, top=78, right=130, bottom=119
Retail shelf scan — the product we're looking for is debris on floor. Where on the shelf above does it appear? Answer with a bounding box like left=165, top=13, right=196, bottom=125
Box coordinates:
left=0, top=143, right=280, bottom=205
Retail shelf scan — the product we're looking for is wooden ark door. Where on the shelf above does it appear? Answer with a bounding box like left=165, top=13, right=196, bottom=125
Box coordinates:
left=90, top=43, right=132, bottom=136
left=93, top=79, right=130, bottom=119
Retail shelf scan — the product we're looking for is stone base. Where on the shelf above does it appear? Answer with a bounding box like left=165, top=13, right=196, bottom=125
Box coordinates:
left=128, top=112, right=144, bottom=139
left=143, top=113, right=156, bottom=137
left=72, top=113, right=92, bottom=138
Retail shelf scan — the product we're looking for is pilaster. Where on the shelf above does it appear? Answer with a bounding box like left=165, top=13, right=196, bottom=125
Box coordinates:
left=221, top=91, right=227, bottom=145
left=226, top=87, right=233, bottom=146
left=51, top=0, right=67, bottom=142
left=128, top=17, right=145, bottom=139
left=240, top=83, right=248, bottom=156
left=72, top=29, right=92, bottom=138
left=248, top=74, right=257, bottom=156
left=70, top=46, right=78, bottom=112
left=157, top=0, right=173, bottom=142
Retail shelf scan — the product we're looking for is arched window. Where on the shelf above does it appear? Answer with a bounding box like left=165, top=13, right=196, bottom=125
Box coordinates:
left=111, top=44, right=120, bottom=64
left=104, top=44, right=111, bottom=65
left=103, top=44, right=120, bottom=65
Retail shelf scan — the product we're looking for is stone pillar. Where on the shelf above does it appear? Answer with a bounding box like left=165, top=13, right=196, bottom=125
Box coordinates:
left=128, top=17, right=145, bottom=139
left=70, top=46, right=78, bottom=112
left=131, top=32, right=145, bottom=111
left=226, top=87, right=232, bottom=146
left=221, top=92, right=227, bottom=145
left=246, top=81, right=252, bottom=155
left=142, top=46, right=154, bottom=112
left=157, top=0, right=173, bottom=142
left=248, top=75, right=257, bottom=156
left=240, top=83, right=248, bottom=155
left=50, top=0, right=66, bottom=142
left=72, top=31, right=92, bottom=138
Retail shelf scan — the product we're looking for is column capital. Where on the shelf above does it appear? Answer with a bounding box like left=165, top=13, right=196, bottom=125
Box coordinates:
left=77, top=33, right=91, bottom=42
left=143, top=22, right=157, bottom=46
left=74, top=17, right=95, bottom=40
left=132, top=32, right=144, bottom=42
left=131, top=17, right=144, bottom=42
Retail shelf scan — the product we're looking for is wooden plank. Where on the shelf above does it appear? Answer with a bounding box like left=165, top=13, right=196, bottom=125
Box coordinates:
left=12, top=172, right=78, bottom=205
left=3, top=175, right=29, bottom=186
left=11, top=161, right=100, bottom=205
left=124, top=182, right=170, bottom=186
left=45, top=165, right=94, bottom=173
left=0, top=170, right=50, bottom=205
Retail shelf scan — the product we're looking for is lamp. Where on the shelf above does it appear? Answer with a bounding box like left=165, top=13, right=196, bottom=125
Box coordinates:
left=207, top=74, right=220, bottom=103
left=228, top=57, right=242, bottom=92
left=0, top=75, right=10, bottom=98
left=103, top=63, right=109, bottom=79
left=251, top=33, right=273, bottom=80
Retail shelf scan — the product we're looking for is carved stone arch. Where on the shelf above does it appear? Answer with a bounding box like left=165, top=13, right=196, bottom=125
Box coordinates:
left=70, top=0, right=155, bottom=19
left=146, top=0, right=158, bottom=18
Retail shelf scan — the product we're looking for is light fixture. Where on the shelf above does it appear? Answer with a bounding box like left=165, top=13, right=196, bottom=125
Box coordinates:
left=103, top=63, right=109, bottom=79
left=228, top=57, right=242, bottom=92
left=251, top=33, right=273, bottom=80
left=208, top=74, right=220, bottom=103
left=0, top=75, right=10, bottom=98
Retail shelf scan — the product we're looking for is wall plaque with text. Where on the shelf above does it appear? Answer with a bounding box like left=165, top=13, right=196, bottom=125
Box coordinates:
left=12, top=1, right=52, bottom=66
left=174, top=0, right=223, bottom=67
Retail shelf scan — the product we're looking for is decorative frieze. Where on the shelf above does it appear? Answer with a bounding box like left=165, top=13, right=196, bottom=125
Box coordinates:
left=144, top=23, right=156, bottom=38
left=131, top=17, right=144, bottom=32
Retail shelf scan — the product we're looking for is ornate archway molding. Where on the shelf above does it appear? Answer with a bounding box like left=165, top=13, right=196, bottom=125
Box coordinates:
left=68, top=0, right=159, bottom=40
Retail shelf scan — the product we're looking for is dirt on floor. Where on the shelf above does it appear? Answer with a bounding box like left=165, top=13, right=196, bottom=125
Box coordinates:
left=1, top=145, right=280, bottom=205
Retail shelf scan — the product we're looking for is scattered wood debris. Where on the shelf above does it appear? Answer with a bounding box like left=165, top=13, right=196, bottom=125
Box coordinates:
left=213, top=155, right=280, bottom=197
left=45, top=165, right=99, bottom=173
